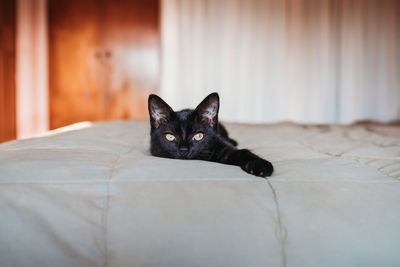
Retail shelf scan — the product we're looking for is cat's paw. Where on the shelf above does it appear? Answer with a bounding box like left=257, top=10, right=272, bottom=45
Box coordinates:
left=241, top=158, right=273, bottom=177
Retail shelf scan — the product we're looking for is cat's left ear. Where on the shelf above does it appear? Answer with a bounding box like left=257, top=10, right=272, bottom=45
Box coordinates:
left=148, top=94, right=173, bottom=128
left=195, top=92, right=219, bottom=128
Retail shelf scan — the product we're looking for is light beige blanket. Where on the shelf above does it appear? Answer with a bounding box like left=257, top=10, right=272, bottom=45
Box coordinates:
left=0, top=120, right=399, bottom=267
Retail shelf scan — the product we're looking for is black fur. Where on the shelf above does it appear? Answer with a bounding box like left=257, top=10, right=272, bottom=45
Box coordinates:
left=148, top=92, right=273, bottom=177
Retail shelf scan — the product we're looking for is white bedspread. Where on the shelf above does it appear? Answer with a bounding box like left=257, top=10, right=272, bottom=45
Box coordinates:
left=0, top=120, right=399, bottom=267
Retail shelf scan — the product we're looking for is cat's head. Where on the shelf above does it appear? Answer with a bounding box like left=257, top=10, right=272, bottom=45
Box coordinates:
left=148, top=93, right=219, bottom=159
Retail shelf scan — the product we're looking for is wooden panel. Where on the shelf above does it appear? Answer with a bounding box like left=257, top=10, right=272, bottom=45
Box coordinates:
left=0, top=0, right=16, bottom=142
left=49, top=0, right=159, bottom=129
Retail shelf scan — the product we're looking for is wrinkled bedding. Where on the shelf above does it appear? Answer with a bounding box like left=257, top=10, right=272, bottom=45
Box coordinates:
left=0, top=120, right=399, bottom=267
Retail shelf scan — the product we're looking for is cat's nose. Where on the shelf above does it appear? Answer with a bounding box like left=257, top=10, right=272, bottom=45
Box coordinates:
left=179, top=147, right=189, bottom=152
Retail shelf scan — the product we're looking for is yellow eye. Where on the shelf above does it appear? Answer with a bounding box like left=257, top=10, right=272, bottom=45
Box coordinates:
left=165, top=134, right=176, bottom=142
left=193, top=132, right=204, bottom=141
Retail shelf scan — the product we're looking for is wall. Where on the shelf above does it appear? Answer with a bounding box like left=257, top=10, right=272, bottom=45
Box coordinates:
left=0, top=0, right=16, bottom=142
left=48, top=0, right=160, bottom=129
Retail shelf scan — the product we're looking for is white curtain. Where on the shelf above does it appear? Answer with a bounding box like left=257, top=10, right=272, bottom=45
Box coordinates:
left=16, top=0, right=48, bottom=138
left=160, top=0, right=400, bottom=124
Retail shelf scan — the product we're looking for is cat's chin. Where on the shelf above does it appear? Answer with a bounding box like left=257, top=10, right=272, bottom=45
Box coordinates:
left=176, top=153, right=190, bottom=160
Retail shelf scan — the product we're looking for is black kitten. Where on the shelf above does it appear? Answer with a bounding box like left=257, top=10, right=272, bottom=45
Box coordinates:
left=148, top=92, right=273, bottom=177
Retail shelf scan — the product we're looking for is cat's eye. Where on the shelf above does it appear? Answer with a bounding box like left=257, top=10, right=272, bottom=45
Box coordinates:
left=165, top=133, right=176, bottom=142
left=193, top=132, right=204, bottom=141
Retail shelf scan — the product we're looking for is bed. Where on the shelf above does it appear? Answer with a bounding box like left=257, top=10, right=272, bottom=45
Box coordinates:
left=0, top=120, right=399, bottom=267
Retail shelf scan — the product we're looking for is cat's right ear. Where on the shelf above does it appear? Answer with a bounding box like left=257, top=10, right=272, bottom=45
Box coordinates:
left=195, top=92, right=219, bottom=128
left=148, top=94, right=173, bottom=128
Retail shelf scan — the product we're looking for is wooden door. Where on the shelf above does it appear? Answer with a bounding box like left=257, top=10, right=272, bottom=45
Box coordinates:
left=0, top=0, right=16, bottom=142
left=48, top=0, right=159, bottom=129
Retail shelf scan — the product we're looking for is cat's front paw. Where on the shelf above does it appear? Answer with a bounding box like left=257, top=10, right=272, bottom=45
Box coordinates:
left=241, top=158, right=273, bottom=177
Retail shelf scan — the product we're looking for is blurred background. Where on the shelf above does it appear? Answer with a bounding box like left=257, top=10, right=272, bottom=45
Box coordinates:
left=0, top=0, right=399, bottom=143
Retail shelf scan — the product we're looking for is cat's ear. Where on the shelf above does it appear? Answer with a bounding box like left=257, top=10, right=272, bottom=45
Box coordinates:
left=148, top=94, right=173, bottom=128
left=195, top=92, right=219, bottom=128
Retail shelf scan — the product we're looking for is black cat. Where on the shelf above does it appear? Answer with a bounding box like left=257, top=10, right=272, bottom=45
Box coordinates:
left=148, top=92, right=273, bottom=177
